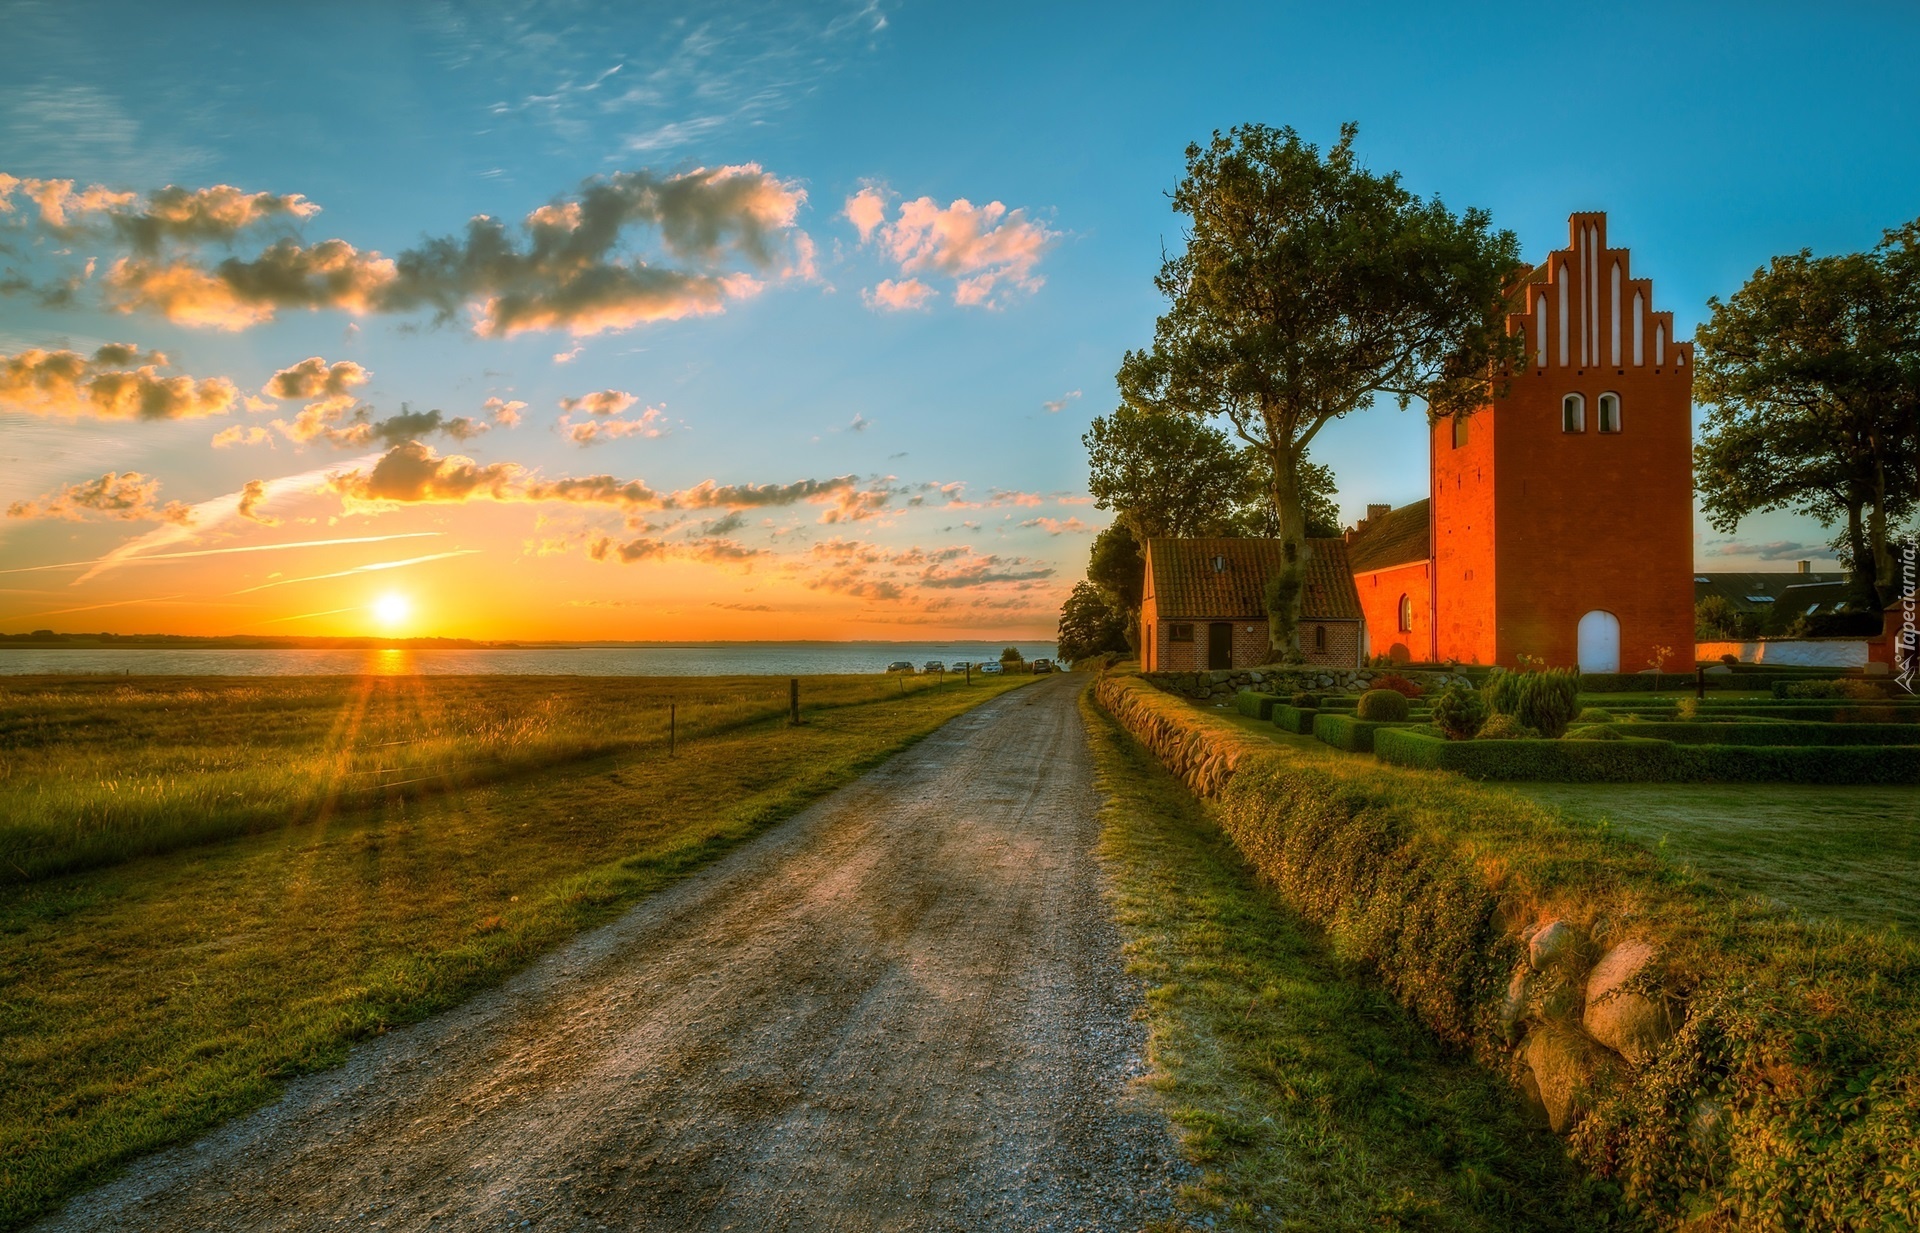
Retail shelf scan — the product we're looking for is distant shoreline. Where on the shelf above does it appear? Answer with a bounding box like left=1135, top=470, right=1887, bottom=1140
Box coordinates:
left=0, top=636, right=1054, bottom=651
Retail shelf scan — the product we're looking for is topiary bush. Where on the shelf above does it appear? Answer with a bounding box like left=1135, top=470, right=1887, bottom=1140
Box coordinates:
left=1511, top=668, right=1581, bottom=738
left=1576, top=707, right=1613, bottom=724
left=1356, top=688, right=1410, bottom=721
left=1563, top=723, right=1624, bottom=740
left=1774, top=678, right=1888, bottom=701
left=1290, top=691, right=1320, bottom=708
left=1430, top=683, right=1488, bottom=741
left=1478, top=713, right=1540, bottom=740
left=1371, top=672, right=1425, bottom=699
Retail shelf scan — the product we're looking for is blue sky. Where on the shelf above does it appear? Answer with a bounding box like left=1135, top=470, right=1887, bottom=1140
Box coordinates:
left=2, top=1, right=1915, bottom=638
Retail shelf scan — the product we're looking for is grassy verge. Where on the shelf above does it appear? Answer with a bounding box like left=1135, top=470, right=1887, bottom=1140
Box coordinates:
left=1078, top=689, right=1625, bottom=1231
left=0, top=673, right=1029, bottom=1229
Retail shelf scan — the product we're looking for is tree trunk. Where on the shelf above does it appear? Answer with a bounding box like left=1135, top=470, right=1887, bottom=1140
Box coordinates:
left=1869, top=455, right=1893, bottom=609
left=1264, top=442, right=1311, bottom=661
left=1846, top=501, right=1880, bottom=610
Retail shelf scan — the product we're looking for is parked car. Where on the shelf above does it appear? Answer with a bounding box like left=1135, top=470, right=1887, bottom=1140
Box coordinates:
left=1030, top=658, right=1054, bottom=674
left=885, top=661, right=915, bottom=673
left=980, top=661, right=1004, bottom=675
left=951, top=660, right=974, bottom=673
left=923, top=661, right=946, bottom=674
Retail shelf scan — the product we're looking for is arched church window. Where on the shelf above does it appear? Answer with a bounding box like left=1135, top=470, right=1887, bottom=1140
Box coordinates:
left=1562, top=393, right=1585, bottom=433
left=1397, top=594, right=1413, bottom=633
left=1452, top=414, right=1469, bottom=449
left=1597, top=392, right=1621, bottom=433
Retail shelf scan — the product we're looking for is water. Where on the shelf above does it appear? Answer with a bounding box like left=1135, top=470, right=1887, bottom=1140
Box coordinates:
left=0, top=641, right=1062, bottom=678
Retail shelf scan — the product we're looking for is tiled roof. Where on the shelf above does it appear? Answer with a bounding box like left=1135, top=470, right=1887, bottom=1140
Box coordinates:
left=1347, top=499, right=1431, bottom=573
left=1146, top=537, right=1363, bottom=621
left=1694, top=572, right=1850, bottom=613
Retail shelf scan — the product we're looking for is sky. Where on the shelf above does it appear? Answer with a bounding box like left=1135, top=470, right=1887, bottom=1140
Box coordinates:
left=2, top=0, right=1916, bottom=641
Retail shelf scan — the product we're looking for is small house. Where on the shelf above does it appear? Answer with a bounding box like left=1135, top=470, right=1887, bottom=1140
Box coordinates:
left=1139, top=537, right=1365, bottom=672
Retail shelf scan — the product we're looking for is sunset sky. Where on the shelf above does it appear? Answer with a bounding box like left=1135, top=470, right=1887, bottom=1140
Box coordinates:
left=3, top=1, right=1917, bottom=641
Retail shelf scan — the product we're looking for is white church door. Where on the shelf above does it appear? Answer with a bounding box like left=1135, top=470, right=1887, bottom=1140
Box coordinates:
left=1577, top=610, right=1620, bottom=673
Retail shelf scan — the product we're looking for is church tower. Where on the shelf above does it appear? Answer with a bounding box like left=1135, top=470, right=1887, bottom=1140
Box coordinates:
left=1429, top=213, right=1695, bottom=671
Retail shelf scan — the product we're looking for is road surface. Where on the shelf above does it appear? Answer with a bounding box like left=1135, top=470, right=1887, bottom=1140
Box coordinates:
left=40, top=674, right=1187, bottom=1232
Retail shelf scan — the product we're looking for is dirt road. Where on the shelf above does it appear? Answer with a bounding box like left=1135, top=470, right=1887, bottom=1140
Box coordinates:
left=41, top=675, right=1187, bottom=1232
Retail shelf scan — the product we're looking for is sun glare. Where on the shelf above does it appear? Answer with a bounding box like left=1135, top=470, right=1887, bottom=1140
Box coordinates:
left=373, top=593, right=411, bottom=629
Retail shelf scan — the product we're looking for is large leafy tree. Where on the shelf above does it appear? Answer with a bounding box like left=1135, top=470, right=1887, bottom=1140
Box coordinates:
left=1084, top=403, right=1340, bottom=541
left=1117, top=122, right=1521, bottom=657
left=1695, top=220, right=1920, bottom=609
left=1055, top=581, right=1132, bottom=662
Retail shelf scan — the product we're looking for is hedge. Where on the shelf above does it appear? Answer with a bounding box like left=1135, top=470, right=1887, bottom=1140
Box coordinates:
left=1091, top=674, right=1920, bottom=1228
left=1616, top=721, right=1920, bottom=747
left=1234, top=691, right=1282, bottom=720
left=1312, top=711, right=1410, bottom=753
left=1373, top=728, right=1920, bottom=784
left=1578, top=672, right=1705, bottom=692
left=1271, top=704, right=1319, bottom=734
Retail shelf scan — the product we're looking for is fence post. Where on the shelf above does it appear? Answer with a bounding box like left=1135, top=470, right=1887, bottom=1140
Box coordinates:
left=789, top=677, right=800, bottom=725
left=1696, top=665, right=1706, bottom=700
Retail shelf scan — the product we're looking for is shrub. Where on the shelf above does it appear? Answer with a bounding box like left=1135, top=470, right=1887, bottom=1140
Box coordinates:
left=1485, top=668, right=1581, bottom=738
left=1371, top=672, right=1425, bottom=699
left=1482, top=668, right=1524, bottom=718
left=1356, top=688, right=1410, bottom=721
left=1312, top=712, right=1408, bottom=752
left=1674, top=697, right=1701, bottom=721
left=1271, top=704, right=1318, bottom=734
left=1290, top=691, right=1320, bottom=708
left=1774, top=678, right=1888, bottom=700
left=1575, top=707, right=1613, bottom=724
left=1234, top=691, right=1281, bottom=720
left=1719, top=653, right=1740, bottom=665
left=1478, top=714, right=1540, bottom=740
left=1430, top=684, right=1488, bottom=741
left=1563, top=723, right=1624, bottom=740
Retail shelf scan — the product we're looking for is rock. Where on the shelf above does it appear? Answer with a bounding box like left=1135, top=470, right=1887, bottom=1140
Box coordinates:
left=1528, top=920, right=1577, bottom=971
left=1584, top=940, right=1672, bottom=1064
left=1523, top=1028, right=1590, bottom=1132
left=1500, top=965, right=1532, bottom=1043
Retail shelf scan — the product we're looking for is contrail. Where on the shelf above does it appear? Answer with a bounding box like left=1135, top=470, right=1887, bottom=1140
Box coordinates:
left=0, top=533, right=442, bottom=576
left=231, top=549, right=480, bottom=594
left=253, top=605, right=368, bottom=625
left=13, top=594, right=187, bottom=619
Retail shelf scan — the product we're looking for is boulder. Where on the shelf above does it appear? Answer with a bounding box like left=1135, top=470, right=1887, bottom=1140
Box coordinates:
left=1584, top=940, right=1672, bottom=1064
left=1523, top=1028, right=1589, bottom=1132
left=1527, top=920, right=1577, bottom=971
left=1500, top=965, right=1532, bottom=1043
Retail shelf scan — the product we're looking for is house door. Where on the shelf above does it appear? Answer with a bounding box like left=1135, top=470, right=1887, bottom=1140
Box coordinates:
left=1577, top=610, right=1620, bottom=673
left=1207, top=622, right=1234, bottom=670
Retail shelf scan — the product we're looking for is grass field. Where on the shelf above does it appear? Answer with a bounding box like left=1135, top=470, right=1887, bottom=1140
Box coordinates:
left=1508, top=781, right=1920, bottom=936
left=1079, top=691, right=1625, bottom=1232
left=0, top=671, right=1029, bottom=1230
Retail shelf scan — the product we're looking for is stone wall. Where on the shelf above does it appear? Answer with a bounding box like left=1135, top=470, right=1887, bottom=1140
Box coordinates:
left=1139, top=665, right=1475, bottom=703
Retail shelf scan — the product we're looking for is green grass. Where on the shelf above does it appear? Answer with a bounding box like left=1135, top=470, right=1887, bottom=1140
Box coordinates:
left=1506, top=782, right=1920, bottom=937
left=1079, top=689, right=1627, bottom=1232
left=0, top=672, right=973, bottom=882
left=0, top=672, right=1030, bottom=1230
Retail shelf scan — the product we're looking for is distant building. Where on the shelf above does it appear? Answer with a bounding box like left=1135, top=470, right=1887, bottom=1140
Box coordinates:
left=1139, top=537, right=1363, bottom=671
left=1692, top=564, right=1853, bottom=624
left=1344, top=212, right=1696, bottom=671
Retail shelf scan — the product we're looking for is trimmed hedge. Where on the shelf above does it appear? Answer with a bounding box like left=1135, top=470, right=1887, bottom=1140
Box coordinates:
left=1312, top=711, right=1409, bottom=753
left=1578, top=672, right=1702, bottom=692
left=1092, top=675, right=1920, bottom=1228
left=1234, top=691, right=1282, bottom=720
left=1618, top=721, right=1920, bottom=747
left=1373, top=728, right=1920, bottom=784
left=1271, top=704, right=1319, bottom=734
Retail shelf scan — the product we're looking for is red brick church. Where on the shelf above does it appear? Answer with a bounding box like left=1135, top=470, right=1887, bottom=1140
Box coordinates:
left=1141, top=213, right=1697, bottom=673
left=1347, top=212, right=1696, bottom=671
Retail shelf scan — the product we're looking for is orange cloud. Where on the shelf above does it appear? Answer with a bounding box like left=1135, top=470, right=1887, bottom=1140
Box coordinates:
left=106, top=239, right=398, bottom=329
left=1019, top=516, right=1095, bottom=535
left=0, top=344, right=237, bottom=419
left=566, top=408, right=666, bottom=445
left=7, top=471, right=192, bottom=524
left=236, top=478, right=280, bottom=525
left=849, top=186, right=1055, bottom=309
left=484, top=397, right=527, bottom=427
left=861, top=277, right=935, bottom=312
left=0, top=175, right=137, bottom=227
left=265, top=356, right=369, bottom=402
left=212, top=425, right=273, bottom=448
left=559, top=388, right=638, bottom=416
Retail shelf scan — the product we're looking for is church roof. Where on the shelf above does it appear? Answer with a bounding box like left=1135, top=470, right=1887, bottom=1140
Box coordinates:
left=1146, top=537, right=1362, bottom=622
left=1347, top=499, right=1431, bottom=573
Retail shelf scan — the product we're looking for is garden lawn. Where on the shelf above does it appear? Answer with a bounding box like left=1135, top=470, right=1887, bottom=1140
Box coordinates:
left=1507, top=782, right=1920, bottom=936
left=1080, top=691, right=1620, bottom=1232
left=0, top=672, right=1029, bottom=1230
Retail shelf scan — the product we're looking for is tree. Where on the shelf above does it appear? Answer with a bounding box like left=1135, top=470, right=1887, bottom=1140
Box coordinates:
left=1116, top=123, right=1522, bottom=658
left=1084, top=404, right=1342, bottom=541
left=1055, top=581, right=1131, bottom=662
left=1085, top=523, right=1145, bottom=654
left=1695, top=220, right=1920, bottom=609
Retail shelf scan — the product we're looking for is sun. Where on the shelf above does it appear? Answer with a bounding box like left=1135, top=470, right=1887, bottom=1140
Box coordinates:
left=372, top=593, right=411, bottom=628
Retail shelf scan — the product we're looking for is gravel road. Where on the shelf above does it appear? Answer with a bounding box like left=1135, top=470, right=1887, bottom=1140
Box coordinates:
left=40, top=674, right=1188, bottom=1232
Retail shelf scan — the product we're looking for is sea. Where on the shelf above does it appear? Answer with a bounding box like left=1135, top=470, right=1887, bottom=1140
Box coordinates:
left=0, top=641, right=1062, bottom=678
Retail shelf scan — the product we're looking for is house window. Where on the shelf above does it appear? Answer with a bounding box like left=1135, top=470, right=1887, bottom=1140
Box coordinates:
left=1397, top=595, right=1413, bottom=633
left=1314, top=624, right=1327, bottom=652
left=1562, top=393, right=1585, bottom=433
left=1452, top=414, right=1469, bottom=448
left=1169, top=623, right=1194, bottom=642
left=1597, top=392, right=1620, bottom=433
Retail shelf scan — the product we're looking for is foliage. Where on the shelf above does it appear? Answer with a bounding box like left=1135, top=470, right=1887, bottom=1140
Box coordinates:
left=1086, top=522, right=1146, bottom=612
left=1272, top=704, right=1319, bottom=734
left=1483, top=668, right=1581, bottom=739
left=1775, top=677, right=1889, bottom=700
left=1563, top=724, right=1625, bottom=740
left=1477, top=714, right=1541, bottom=740
left=1233, top=690, right=1283, bottom=720
left=999, top=645, right=1024, bottom=664
left=1576, top=707, right=1614, bottom=724
left=1378, top=727, right=1920, bottom=785
left=1696, top=594, right=1757, bottom=641
left=1355, top=688, right=1411, bottom=721
left=1370, top=672, right=1425, bottom=699
left=1694, top=219, right=1920, bottom=608
left=1430, top=684, right=1488, bottom=741
left=1312, top=711, right=1406, bottom=752
left=1055, top=580, right=1131, bottom=662
left=1115, top=121, right=1521, bottom=656
left=0, top=673, right=1034, bottom=1228
left=1290, top=691, right=1321, bottom=708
